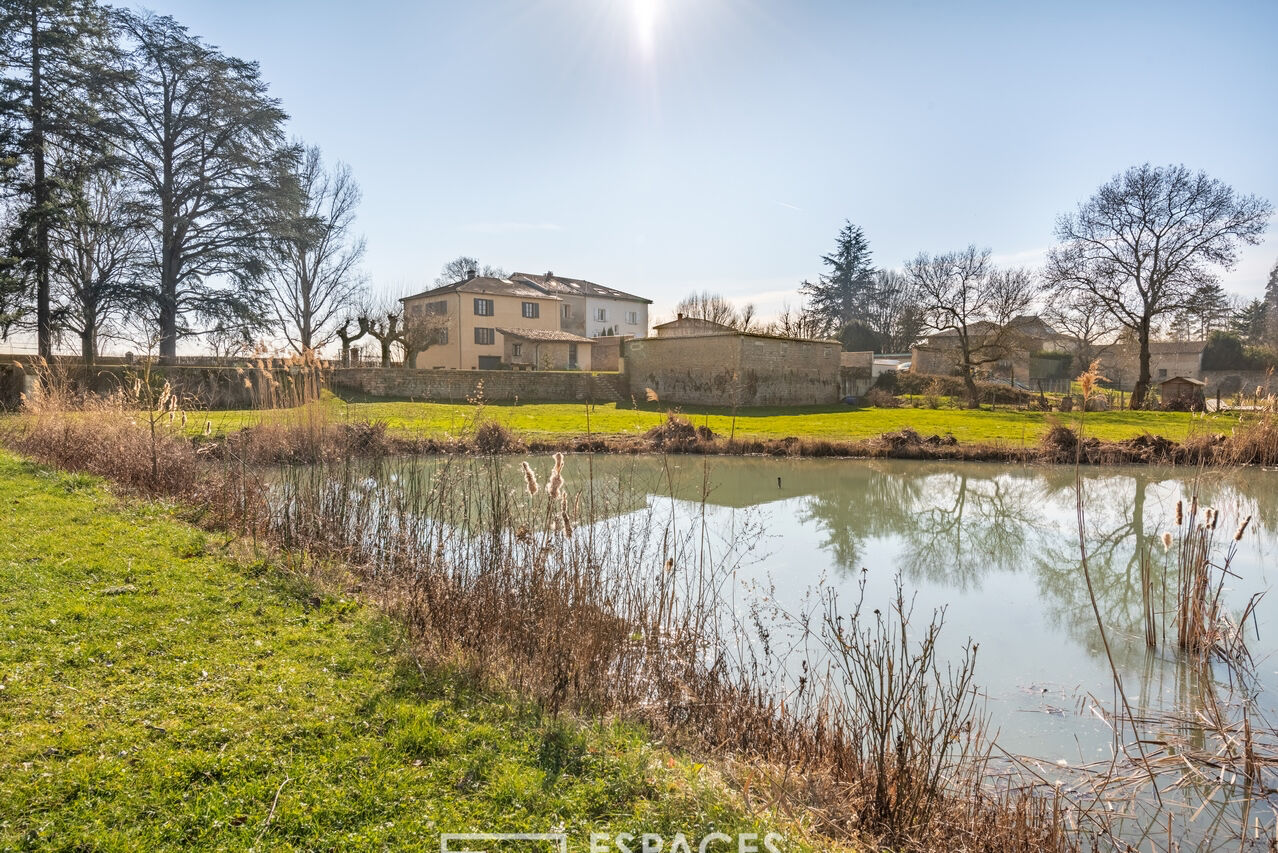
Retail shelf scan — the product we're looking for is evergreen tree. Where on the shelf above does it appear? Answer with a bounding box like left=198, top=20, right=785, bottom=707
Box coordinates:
left=0, top=0, right=116, bottom=357
left=108, top=11, right=290, bottom=360
left=1265, top=258, right=1278, bottom=346
left=1230, top=299, right=1267, bottom=345
left=800, top=221, right=875, bottom=338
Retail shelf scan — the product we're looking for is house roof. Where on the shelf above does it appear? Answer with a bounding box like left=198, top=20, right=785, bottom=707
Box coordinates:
left=400, top=276, right=561, bottom=303
left=635, top=331, right=839, bottom=345
left=1160, top=375, right=1205, bottom=386
left=1145, top=340, right=1208, bottom=354
left=496, top=327, right=595, bottom=344
left=652, top=316, right=736, bottom=331
left=510, top=271, right=653, bottom=304
left=925, top=315, right=1065, bottom=341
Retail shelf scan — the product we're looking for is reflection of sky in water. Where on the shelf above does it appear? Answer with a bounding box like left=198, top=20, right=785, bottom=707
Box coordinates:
left=578, top=457, right=1278, bottom=765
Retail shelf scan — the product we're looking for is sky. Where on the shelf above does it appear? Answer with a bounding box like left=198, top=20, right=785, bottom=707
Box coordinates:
left=128, top=0, right=1278, bottom=323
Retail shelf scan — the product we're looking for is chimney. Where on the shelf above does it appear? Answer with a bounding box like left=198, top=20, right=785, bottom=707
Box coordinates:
left=465, top=266, right=477, bottom=280
left=677, top=312, right=684, bottom=320
left=545, top=270, right=554, bottom=279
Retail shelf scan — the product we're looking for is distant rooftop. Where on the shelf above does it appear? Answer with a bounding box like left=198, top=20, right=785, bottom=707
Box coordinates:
left=510, top=271, right=652, bottom=304
left=401, top=275, right=559, bottom=302
left=496, top=327, right=595, bottom=344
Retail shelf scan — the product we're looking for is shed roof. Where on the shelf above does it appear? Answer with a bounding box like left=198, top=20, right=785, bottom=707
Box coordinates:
left=1159, top=375, right=1205, bottom=386
left=496, top=327, right=595, bottom=344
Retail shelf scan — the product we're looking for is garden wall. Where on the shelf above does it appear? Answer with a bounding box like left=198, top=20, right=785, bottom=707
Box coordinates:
left=330, top=368, right=627, bottom=403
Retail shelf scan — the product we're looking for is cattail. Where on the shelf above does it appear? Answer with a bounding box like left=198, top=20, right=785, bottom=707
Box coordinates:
left=1161, top=532, right=1173, bottom=552
left=1204, top=508, right=1214, bottom=529
left=645, top=387, right=659, bottom=402
left=203, top=420, right=212, bottom=437
left=560, top=494, right=572, bottom=539
left=547, top=452, right=565, bottom=500
left=167, top=410, right=174, bottom=425
left=1235, top=516, right=1251, bottom=541
left=520, top=461, right=539, bottom=496
left=1176, top=500, right=1183, bottom=526
left=180, top=411, right=187, bottom=427
left=1208, top=508, right=1218, bottom=530
left=665, top=557, right=675, bottom=573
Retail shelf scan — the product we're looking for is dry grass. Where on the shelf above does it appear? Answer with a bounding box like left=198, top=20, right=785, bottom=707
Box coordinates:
left=0, top=382, right=1085, bottom=853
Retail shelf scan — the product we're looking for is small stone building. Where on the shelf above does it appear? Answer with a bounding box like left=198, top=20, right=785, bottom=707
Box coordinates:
left=498, top=328, right=594, bottom=371
left=1159, top=375, right=1205, bottom=409
left=624, top=332, right=840, bottom=406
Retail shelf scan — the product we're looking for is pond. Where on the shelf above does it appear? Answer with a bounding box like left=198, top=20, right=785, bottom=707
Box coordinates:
left=285, top=453, right=1278, bottom=848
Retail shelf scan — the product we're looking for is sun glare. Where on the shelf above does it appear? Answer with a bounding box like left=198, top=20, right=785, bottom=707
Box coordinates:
left=633, top=0, right=661, bottom=58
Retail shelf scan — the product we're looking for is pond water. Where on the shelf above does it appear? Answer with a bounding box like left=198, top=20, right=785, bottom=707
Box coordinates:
left=317, top=453, right=1278, bottom=847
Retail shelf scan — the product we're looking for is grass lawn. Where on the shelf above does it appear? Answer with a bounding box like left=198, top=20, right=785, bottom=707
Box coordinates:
left=191, top=394, right=1244, bottom=446
left=0, top=452, right=792, bottom=850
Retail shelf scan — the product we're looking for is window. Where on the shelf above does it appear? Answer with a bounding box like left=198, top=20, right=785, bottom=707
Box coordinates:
left=823, top=348, right=832, bottom=358
left=626, top=310, right=638, bottom=325
left=426, top=300, right=448, bottom=315
left=594, top=307, right=608, bottom=322
left=779, top=343, right=788, bottom=356
left=475, top=327, right=495, bottom=345
left=512, top=342, right=522, bottom=357
left=521, top=301, right=540, bottom=319
left=1158, top=368, right=1168, bottom=378
left=562, top=304, right=572, bottom=318
left=439, top=328, right=448, bottom=345
left=473, top=298, right=494, bottom=316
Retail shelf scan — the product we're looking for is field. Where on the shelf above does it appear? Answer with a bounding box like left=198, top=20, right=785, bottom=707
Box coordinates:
left=193, top=394, right=1239, bottom=446
left=0, top=452, right=787, bottom=850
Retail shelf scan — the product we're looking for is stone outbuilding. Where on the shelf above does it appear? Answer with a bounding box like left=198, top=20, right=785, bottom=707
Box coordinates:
left=624, top=332, right=840, bottom=407
left=1159, top=375, right=1206, bottom=410
left=497, top=328, right=594, bottom=371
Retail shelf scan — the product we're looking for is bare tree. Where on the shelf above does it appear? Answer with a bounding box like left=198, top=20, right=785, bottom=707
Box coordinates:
left=906, top=246, right=1037, bottom=408
left=673, top=290, right=755, bottom=329
left=766, top=300, right=826, bottom=339
left=865, top=269, right=924, bottom=352
left=1046, top=163, right=1271, bottom=407
left=1043, top=289, right=1118, bottom=374
left=434, top=255, right=504, bottom=286
left=49, top=165, right=144, bottom=367
left=260, top=145, right=367, bottom=354
left=400, top=310, right=449, bottom=368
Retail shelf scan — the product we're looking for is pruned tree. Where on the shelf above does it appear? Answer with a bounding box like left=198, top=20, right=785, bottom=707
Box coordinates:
left=48, top=164, right=143, bottom=366
left=906, top=246, right=1037, bottom=408
left=400, top=310, right=449, bottom=368
left=800, top=221, right=875, bottom=338
left=260, top=144, right=367, bottom=354
left=434, top=255, right=504, bottom=286
left=0, top=0, right=117, bottom=358
left=1046, top=163, right=1272, bottom=407
left=108, top=11, right=290, bottom=362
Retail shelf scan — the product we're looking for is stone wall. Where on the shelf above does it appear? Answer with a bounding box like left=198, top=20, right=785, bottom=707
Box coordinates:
left=625, top=334, right=840, bottom=407
left=330, top=367, right=626, bottom=403
left=1199, top=369, right=1276, bottom=398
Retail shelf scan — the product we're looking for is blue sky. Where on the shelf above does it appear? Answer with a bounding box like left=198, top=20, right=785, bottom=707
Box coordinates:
left=141, top=0, right=1277, bottom=321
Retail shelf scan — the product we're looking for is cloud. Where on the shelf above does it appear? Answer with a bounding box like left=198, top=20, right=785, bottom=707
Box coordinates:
left=989, top=246, right=1049, bottom=268
left=460, top=222, right=565, bottom=234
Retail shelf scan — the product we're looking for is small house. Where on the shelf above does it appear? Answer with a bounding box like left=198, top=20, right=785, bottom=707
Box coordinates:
left=1159, top=375, right=1206, bottom=410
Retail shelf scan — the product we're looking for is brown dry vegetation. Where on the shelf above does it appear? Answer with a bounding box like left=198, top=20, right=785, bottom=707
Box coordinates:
left=0, top=387, right=1097, bottom=852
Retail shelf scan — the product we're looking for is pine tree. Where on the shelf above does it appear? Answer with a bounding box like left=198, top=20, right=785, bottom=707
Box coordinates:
left=1265, top=258, right=1278, bottom=346
left=0, top=0, right=116, bottom=357
left=800, top=221, right=875, bottom=338
left=109, top=12, right=290, bottom=361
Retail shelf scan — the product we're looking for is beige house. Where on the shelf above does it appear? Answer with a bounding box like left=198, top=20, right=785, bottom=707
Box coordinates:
left=510, top=271, right=652, bottom=339
left=1102, top=341, right=1206, bottom=390
left=499, top=328, right=594, bottom=371
left=401, top=275, right=562, bottom=369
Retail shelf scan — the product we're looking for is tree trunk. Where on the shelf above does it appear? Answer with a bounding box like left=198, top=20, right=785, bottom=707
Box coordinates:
left=1131, top=318, right=1152, bottom=409
left=963, top=369, right=980, bottom=409
left=31, top=7, right=51, bottom=360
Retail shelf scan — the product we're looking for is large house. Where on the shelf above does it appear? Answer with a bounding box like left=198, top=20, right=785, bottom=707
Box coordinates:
left=509, top=271, right=652, bottom=339
left=910, top=315, right=1071, bottom=383
left=401, top=274, right=594, bottom=370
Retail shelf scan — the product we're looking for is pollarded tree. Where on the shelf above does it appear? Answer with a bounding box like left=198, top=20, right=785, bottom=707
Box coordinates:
left=0, top=0, right=117, bottom=357
left=260, top=145, right=367, bottom=355
left=108, top=11, right=291, bottom=362
left=906, top=246, right=1037, bottom=408
left=1046, top=164, right=1271, bottom=407
left=800, top=220, right=875, bottom=338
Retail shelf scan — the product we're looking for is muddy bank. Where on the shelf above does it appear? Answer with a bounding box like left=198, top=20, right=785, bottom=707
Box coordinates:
left=200, top=415, right=1278, bottom=468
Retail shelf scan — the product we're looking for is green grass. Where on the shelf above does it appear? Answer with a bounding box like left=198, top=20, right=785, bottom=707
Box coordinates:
left=0, top=452, right=795, bottom=851
left=189, top=393, right=1241, bottom=445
